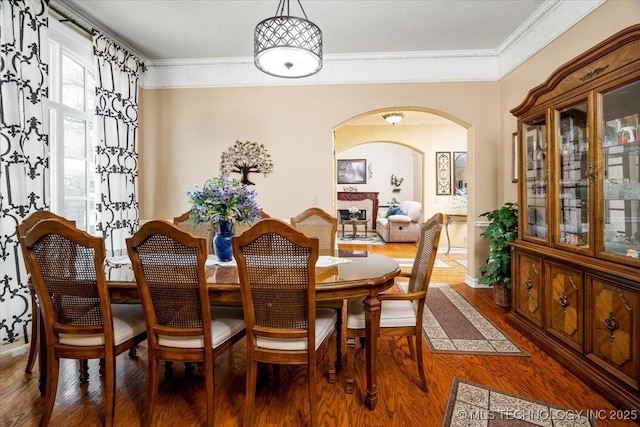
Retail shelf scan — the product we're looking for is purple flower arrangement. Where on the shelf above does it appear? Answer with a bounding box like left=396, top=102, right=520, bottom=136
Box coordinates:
left=187, top=176, right=261, bottom=227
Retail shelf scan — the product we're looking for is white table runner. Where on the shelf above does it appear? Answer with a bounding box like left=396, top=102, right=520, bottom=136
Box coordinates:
left=105, top=255, right=351, bottom=268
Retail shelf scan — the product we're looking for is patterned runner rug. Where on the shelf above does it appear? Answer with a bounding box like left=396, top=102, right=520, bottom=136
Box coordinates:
left=423, top=284, right=527, bottom=355
left=443, top=378, right=597, bottom=426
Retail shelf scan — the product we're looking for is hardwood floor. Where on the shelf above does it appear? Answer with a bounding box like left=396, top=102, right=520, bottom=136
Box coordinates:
left=1, top=240, right=636, bottom=426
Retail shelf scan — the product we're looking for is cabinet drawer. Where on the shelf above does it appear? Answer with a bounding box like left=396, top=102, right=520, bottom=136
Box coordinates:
left=586, top=276, right=640, bottom=390
left=545, top=262, right=583, bottom=352
left=514, top=252, right=543, bottom=326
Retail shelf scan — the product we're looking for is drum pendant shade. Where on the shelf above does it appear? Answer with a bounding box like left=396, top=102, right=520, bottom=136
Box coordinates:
left=254, top=1, right=322, bottom=78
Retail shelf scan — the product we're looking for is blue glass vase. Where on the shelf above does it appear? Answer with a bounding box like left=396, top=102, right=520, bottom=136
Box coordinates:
left=214, top=220, right=234, bottom=261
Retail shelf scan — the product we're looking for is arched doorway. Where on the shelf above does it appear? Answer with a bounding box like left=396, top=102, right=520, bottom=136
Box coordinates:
left=334, top=108, right=470, bottom=253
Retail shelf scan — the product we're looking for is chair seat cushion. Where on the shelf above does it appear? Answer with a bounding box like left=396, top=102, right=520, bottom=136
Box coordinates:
left=347, top=298, right=417, bottom=329
left=158, top=306, right=245, bottom=349
left=256, top=308, right=337, bottom=351
left=59, top=304, right=146, bottom=346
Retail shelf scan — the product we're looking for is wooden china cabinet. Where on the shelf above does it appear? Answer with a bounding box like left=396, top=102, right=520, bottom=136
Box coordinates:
left=509, top=24, right=640, bottom=413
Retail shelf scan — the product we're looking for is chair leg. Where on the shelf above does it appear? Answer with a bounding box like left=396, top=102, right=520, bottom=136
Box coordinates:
left=128, top=345, right=138, bottom=359
left=147, top=356, right=160, bottom=427
left=103, top=355, right=116, bottom=427
left=25, top=294, right=39, bottom=373
left=79, top=359, right=89, bottom=383
left=204, top=359, right=214, bottom=427
left=416, top=334, right=427, bottom=392
left=244, top=358, right=257, bottom=427
left=328, top=330, right=336, bottom=384
left=40, top=351, right=59, bottom=427
left=308, top=351, right=318, bottom=427
left=345, top=335, right=356, bottom=394
left=407, top=335, right=416, bottom=360
left=335, top=301, right=344, bottom=368
left=185, top=362, right=194, bottom=377
left=164, top=361, right=173, bottom=379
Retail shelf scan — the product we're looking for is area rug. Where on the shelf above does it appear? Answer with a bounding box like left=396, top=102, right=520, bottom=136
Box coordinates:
left=443, top=378, right=597, bottom=426
left=337, top=232, right=385, bottom=245
left=394, top=258, right=450, bottom=269
left=423, top=284, right=527, bottom=355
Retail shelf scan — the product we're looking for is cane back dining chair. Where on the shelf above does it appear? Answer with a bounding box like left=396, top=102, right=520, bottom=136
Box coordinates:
left=126, top=220, right=245, bottom=427
left=20, top=218, right=147, bottom=427
left=345, top=212, right=444, bottom=394
left=232, top=218, right=337, bottom=427
left=16, top=211, right=76, bottom=374
left=290, top=207, right=338, bottom=251
left=173, top=210, right=214, bottom=254
left=290, top=207, right=345, bottom=363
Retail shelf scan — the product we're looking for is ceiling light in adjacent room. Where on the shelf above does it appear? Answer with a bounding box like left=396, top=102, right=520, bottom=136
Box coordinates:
left=383, top=112, right=404, bottom=125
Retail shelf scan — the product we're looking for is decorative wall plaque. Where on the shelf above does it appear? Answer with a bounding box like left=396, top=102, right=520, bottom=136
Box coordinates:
left=436, top=151, right=452, bottom=195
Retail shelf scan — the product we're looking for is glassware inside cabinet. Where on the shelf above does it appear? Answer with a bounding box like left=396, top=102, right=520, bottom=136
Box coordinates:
left=557, top=102, right=589, bottom=249
left=524, top=119, right=548, bottom=240
left=602, top=80, right=640, bottom=261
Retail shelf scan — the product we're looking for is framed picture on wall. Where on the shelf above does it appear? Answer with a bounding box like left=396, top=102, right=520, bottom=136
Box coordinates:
left=337, top=159, right=367, bottom=184
left=436, top=152, right=452, bottom=195
left=453, top=151, right=467, bottom=192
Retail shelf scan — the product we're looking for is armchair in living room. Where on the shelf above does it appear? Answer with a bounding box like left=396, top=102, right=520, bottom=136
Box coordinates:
left=376, top=200, right=422, bottom=242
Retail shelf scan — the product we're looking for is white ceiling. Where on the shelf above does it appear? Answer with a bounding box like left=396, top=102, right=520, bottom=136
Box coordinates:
left=56, top=0, right=547, bottom=62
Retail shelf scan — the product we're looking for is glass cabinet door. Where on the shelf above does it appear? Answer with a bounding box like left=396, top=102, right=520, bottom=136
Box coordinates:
left=523, top=118, right=548, bottom=242
left=556, top=102, right=590, bottom=251
left=601, top=80, right=640, bottom=264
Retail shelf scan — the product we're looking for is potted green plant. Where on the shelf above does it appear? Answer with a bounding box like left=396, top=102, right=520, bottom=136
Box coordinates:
left=478, top=202, right=518, bottom=307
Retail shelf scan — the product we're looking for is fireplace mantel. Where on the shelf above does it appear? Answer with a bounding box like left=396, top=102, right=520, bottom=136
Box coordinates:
left=337, top=192, right=379, bottom=230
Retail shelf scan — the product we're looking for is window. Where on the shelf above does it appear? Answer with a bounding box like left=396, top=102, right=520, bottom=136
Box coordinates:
left=47, top=19, right=97, bottom=233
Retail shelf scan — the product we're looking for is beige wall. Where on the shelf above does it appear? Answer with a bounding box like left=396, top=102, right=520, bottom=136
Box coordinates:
left=140, top=82, right=498, bottom=222
left=139, top=0, right=638, bottom=282
left=498, top=0, right=640, bottom=205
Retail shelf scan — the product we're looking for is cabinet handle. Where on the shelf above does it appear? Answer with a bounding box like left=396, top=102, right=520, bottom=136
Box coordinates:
left=525, top=278, right=532, bottom=293
left=604, top=311, right=617, bottom=341
left=558, top=292, right=569, bottom=314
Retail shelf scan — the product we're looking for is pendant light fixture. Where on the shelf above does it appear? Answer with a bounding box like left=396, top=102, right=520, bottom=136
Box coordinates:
left=254, top=0, right=323, bottom=78
left=382, top=112, right=404, bottom=125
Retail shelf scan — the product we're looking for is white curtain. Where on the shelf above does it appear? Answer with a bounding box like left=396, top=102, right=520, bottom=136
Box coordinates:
left=92, top=30, right=144, bottom=256
left=0, top=0, right=49, bottom=345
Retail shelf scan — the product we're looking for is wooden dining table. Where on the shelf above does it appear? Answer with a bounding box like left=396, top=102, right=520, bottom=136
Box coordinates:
left=37, top=249, right=400, bottom=410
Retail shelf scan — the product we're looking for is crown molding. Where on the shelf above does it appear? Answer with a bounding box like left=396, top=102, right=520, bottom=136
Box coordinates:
left=498, top=0, right=605, bottom=77
left=143, top=51, right=500, bottom=89
left=92, top=0, right=603, bottom=89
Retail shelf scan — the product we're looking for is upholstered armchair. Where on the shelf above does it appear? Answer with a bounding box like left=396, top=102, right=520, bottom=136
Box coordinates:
left=376, top=200, right=422, bottom=242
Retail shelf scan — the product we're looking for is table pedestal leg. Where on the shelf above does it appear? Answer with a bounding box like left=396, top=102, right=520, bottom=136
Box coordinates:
left=363, top=293, right=381, bottom=410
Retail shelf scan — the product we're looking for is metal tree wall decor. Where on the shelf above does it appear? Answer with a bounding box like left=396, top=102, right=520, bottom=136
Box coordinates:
left=220, top=140, right=274, bottom=185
